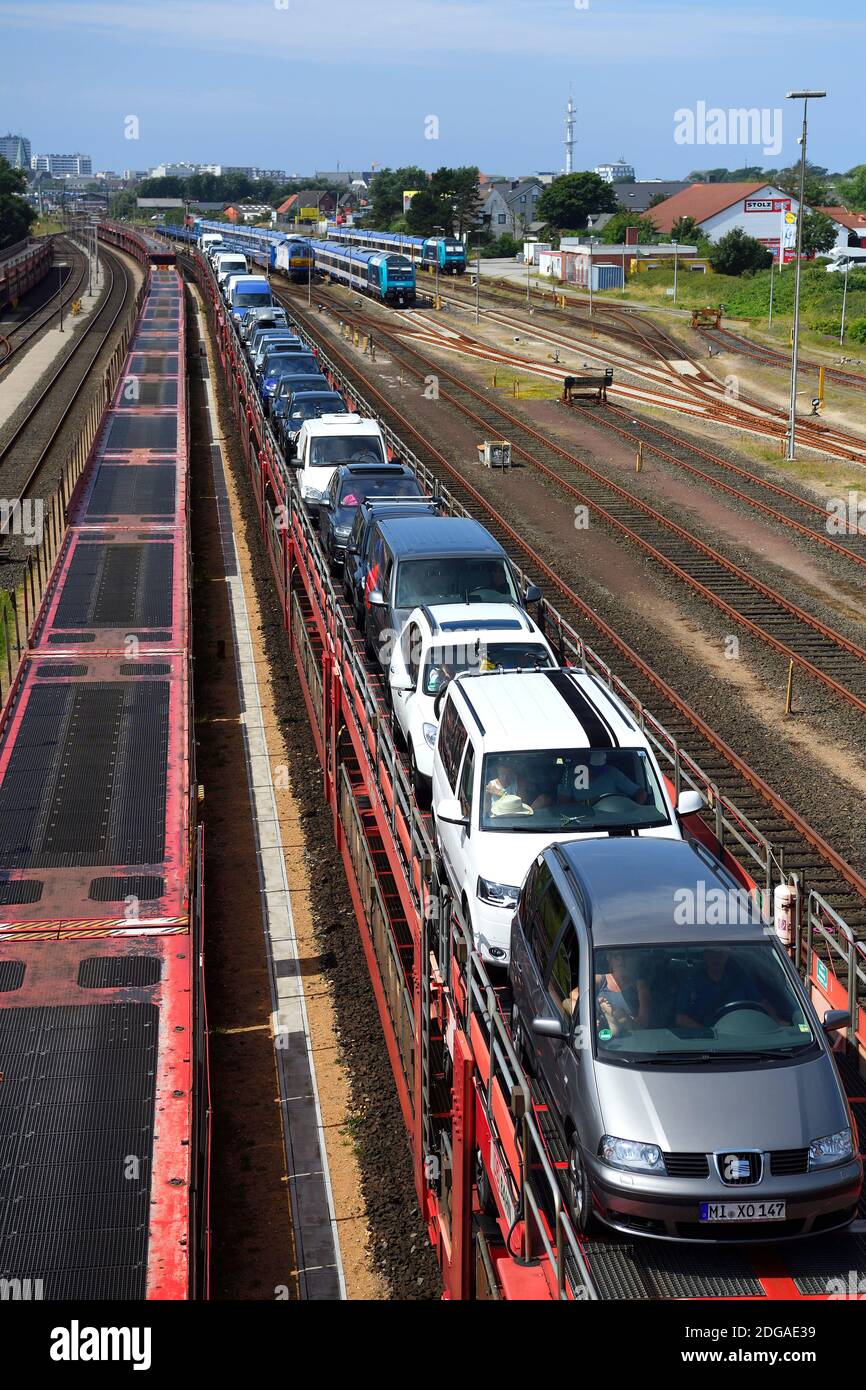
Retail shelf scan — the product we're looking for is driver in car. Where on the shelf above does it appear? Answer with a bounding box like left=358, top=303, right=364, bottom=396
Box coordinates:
left=676, top=948, right=767, bottom=1030
left=571, top=751, right=648, bottom=807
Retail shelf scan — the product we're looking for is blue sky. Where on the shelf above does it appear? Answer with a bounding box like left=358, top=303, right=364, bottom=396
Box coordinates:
left=2, top=0, right=861, bottom=178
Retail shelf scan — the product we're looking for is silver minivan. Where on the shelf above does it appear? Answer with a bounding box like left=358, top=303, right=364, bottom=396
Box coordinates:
left=509, top=836, right=861, bottom=1242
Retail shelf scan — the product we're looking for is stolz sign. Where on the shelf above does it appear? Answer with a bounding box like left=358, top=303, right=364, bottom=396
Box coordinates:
left=745, top=198, right=791, bottom=214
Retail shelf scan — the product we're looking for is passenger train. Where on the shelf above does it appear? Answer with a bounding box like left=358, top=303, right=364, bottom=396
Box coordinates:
left=159, top=219, right=314, bottom=282
left=310, top=239, right=416, bottom=307
left=328, top=225, right=466, bottom=275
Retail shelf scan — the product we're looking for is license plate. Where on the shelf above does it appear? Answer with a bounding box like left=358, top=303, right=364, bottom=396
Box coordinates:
left=700, top=1200, right=786, bottom=1222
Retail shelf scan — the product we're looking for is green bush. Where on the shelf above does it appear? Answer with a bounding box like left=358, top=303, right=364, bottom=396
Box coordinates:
left=810, top=316, right=842, bottom=336
left=847, top=318, right=866, bottom=344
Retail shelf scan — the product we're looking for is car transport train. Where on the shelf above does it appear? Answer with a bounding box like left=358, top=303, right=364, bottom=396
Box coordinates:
left=106, top=224, right=866, bottom=1302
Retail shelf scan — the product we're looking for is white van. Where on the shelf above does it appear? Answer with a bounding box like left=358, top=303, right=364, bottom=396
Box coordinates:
left=295, top=416, right=388, bottom=504
left=214, top=252, right=249, bottom=290
left=199, top=231, right=225, bottom=256
left=432, top=668, right=704, bottom=965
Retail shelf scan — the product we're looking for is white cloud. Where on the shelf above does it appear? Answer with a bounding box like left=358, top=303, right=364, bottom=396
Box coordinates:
left=2, top=0, right=863, bottom=66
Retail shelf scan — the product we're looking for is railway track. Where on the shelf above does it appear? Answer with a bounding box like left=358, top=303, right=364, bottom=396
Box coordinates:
left=0, top=237, right=89, bottom=369
left=700, top=323, right=866, bottom=392
left=434, top=274, right=866, bottom=464
left=289, top=285, right=866, bottom=719
left=272, top=280, right=866, bottom=946
left=0, top=245, right=131, bottom=510
left=402, top=302, right=866, bottom=561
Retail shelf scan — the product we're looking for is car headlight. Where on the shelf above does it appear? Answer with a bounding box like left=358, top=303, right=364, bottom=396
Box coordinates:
left=477, top=877, right=520, bottom=910
left=601, top=1136, right=664, bottom=1174
left=333, top=525, right=352, bottom=540
left=809, top=1128, right=854, bottom=1169
left=304, top=487, right=323, bottom=502
left=422, top=722, right=437, bottom=748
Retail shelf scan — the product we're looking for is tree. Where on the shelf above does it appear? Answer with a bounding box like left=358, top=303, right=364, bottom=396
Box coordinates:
left=837, top=165, right=866, bottom=211
left=430, top=166, right=481, bottom=235
left=405, top=188, right=443, bottom=236
left=368, top=166, right=430, bottom=229
left=800, top=210, right=838, bottom=257
left=599, top=209, right=655, bottom=244
left=669, top=215, right=701, bottom=243
left=0, top=156, right=36, bottom=249
left=772, top=161, right=838, bottom=207
left=708, top=228, right=773, bottom=276
left=536, top=172, right=617, bottom=231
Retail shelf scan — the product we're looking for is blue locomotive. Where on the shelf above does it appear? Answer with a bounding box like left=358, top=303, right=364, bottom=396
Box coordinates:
left=310, top=240, right=416, bottom=307
left=327, top=226, right=466, bottom=275
left=186, top=219, right=314, bottom=282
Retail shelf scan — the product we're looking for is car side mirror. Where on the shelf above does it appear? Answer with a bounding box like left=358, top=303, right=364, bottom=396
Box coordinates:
left=391, top=673, right=415, bottom=693
left=368, top=589, right=385, bottom=607
left=532, top=1016, right=568, bottom=1040
left=822, top=1008, right=850, bottom=1034
left=676, top=789, right=705, bottom=816
left=524, top=583, right=541, bottom=604
left=436, top=797, right=468, bottom=827
left=319, top=498, right=332, bottom=510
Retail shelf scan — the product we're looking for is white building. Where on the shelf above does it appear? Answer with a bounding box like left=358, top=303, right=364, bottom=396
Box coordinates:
left=31, top=152, right=93, bottom=177
left=648, top=181, right=866, bottom=259
left=595, top=159, right=635, bottom=184
left=1, top=133, right=31, bottom=168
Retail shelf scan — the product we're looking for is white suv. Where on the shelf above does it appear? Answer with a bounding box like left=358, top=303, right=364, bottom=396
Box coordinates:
left=295, top=415, right=388, bottom=505
left=431, top=668, right=703, bottom=966
left=389, top=604, right=555, bottom=795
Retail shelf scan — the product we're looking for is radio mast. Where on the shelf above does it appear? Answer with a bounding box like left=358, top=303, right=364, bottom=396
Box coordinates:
left=564, top=91, right=576, bottom=174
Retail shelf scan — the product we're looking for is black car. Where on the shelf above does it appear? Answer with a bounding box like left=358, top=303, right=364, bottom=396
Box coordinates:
left=275, top=388, right=347, bottom=455
left=259, top=350, right=321, bottom=409
left=319, top=464, right=424, bottom=570
left=266, top=369, right=328, bottom=430
left=342, top=497, right=440, bottom=627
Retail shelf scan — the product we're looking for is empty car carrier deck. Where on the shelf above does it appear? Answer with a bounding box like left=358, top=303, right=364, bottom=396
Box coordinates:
left=0, top=250, right=208, bottom=1300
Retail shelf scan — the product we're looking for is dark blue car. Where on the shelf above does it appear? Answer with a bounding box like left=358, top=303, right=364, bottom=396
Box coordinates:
left=319, top=463, right=424, bottom=570
left=275, top=388, right=347, bottom=454
left=259, top=350, right=321, bottom=411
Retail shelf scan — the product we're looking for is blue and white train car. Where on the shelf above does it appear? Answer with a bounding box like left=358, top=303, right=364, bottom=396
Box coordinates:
left=327, top=226, right=466, bottom=275
left=310, top=240, right=416, bottom=307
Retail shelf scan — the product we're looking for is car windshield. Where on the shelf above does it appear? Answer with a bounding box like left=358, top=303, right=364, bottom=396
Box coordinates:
left=423, top=640, right=552, bottom=695
left=266, top=355, right=314, bottom=377
left=290, top=397, right=345, bottom=421
left=589, top=943, right=816, bottom=1062
left=274, top=358, right=319, bottom=386
left=235, top=290, right=272, bottom=307
left=310, top=436, right=386, bottom=466
left=479, top=747, right=670, bottom=832
left=338, top=474, right=421, bottom=507
left=395, top=557, right=518, bottom=609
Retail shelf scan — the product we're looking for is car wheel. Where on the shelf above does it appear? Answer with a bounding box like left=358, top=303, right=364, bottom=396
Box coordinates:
left=565, top=1134, right=597, bottom=1235
left=475, top=1147, right=498, bottom=1218
left=511, top=1008, right=534, bottom=1077
left=409, top=743, right=429, bottom=805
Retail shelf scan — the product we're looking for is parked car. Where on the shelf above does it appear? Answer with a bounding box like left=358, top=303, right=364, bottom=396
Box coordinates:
left=227, top=274, right=273, bottom=325
left=251, top=332, right=304, bottom=377
left=509, top=835, right=861, bottom=1241
left=319, top=462, right=423, bottom=569
left=241, top=306, right=289, bottom=346
left=214, top=252, right=249, bottom=290
left=432, top=667, right=703, bottom=964
left=274, top=388, right=348, bottom=455
left=389, top=603, right=555, bottom=795
left=295, top=415, right=388, bottom=506
left=363, top=514, right=536, bottom=670
left=343, top=498, right=442, bottom=629
left=259, top=350, right=321, bottom=409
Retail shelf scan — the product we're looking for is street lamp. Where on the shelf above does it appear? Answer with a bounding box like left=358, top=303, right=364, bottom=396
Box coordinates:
left=785, top=89, right=826, bottom=461
left=672, top=239, right=679, bottom=304
left=588, top=237, right=596, bottom=316
left=432, top=224, right=444, bottom=309
left=475, top=232, right=482, bottom=325
left=840, top=261, right=850, bottom=345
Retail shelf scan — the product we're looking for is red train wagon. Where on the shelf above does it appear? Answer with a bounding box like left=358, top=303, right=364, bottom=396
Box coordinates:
left=0, top=260, right=209, bottom=1299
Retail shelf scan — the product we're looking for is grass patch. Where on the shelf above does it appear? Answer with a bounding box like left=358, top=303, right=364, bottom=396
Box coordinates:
left=485, top=366, right=559, bottom=399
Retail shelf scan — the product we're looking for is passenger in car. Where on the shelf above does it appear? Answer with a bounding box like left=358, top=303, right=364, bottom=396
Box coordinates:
left=573, top=751, right=648, bottom=806
left=675, top=948, right=764, bottom=1029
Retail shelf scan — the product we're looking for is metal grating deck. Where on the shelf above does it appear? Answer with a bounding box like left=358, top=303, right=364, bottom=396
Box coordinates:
left=0, top=1001, right=158, bottom=1299
left=0, top=682, right=169, bottom=869
left=103, top=415, right=177, bottom=452
left=52, top=543, right=174, bottom=631
left=85, top=464, right=177, bottom=519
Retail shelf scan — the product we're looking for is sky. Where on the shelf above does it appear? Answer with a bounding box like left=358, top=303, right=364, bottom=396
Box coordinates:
left=2, top=0, right=862, bottom=179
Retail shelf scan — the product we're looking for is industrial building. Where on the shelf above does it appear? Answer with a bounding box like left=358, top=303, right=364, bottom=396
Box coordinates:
left=538, top=237, right=700, bottom=290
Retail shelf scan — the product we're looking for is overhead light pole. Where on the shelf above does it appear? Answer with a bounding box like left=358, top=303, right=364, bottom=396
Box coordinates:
left=672, top=238, right=679, bottom=304
left=840, top=261, right=850, bottom=345
left=433, top=223, right=444, bottom=310
left=785, top=89, right=826, bottom=461
left=475, top=232, right=482, bottom=325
